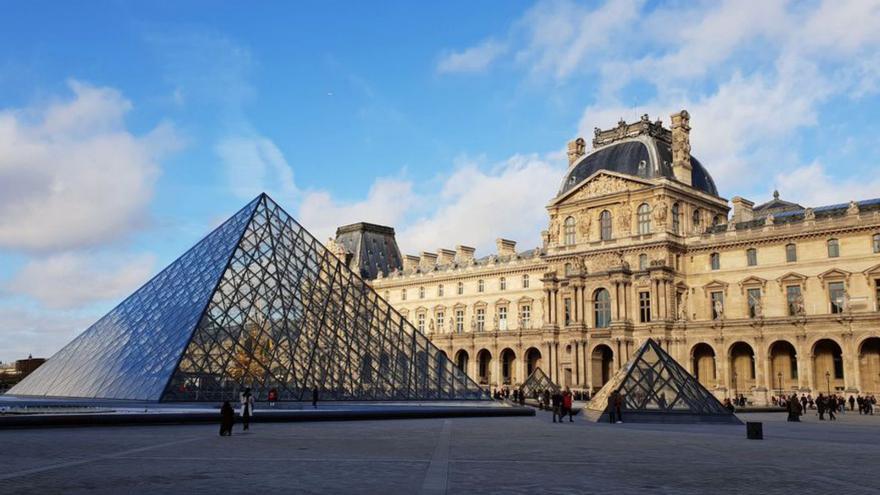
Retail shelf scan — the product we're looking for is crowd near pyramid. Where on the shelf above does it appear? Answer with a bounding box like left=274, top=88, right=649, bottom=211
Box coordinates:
left=9, top=194, right=488, bottom=402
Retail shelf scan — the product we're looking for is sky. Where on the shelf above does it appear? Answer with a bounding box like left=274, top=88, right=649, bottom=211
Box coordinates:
left=1, top=0, right=879, bottom=363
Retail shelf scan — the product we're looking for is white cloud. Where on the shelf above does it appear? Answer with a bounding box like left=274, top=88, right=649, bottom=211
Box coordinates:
left=437, top=39, right=508, bottom=74
left=0, top=80, right=180, bottom=252
left=774, top=161, right=880, bottom=206
left=5, top=252, right=156, bottom=310
left=216, top=135, right=298, bottom=200
left=0, top=306, right=95, bottom=363
left=297, top=178, right=415, bottom=243
left=398, top=154, right=561, bottom=254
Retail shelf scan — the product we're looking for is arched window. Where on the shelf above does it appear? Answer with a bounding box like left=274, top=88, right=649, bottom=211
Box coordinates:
left=671, top=203, right=681, bottom=234
left=785, top=243, right=797, bottom=262
left=522, top=274, right=529, bottom=288
left=564, top=216, right=576, bottom=246
left=692, top=208, right=701, bottom=232
left=710, top=252, right=720, bottom=270
left=600, top=210, right=612, bottom=240
left=594, top=289, right=611, bottom=328
left=873, top=234, right=880, bottom=253
left=438, top=284, right=444, bottom=297
left=639, top=253, right=648, bottom=270
left=457, top=281, right=464, bottom=295
left=746, top=248, right=757, bottom=267
left=827, top=239, right=840, bottom=258
left=478, top=279, right=485, bottom=292
left=401, top=289, right=407, bottom=301
left=419, top=286, right=425, bottom=299
left=637, top=203, right=651, bottom=234
left=499, top=277, right=507, bottom=290
left=713, top=214, right=724, bottom=227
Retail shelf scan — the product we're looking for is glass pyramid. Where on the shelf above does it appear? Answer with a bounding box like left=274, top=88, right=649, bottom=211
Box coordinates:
left=520, top=367, right=559, bottom=399
left=584, top=339, right=740, bottom=423
left=10, top=194, right=488, bottom=402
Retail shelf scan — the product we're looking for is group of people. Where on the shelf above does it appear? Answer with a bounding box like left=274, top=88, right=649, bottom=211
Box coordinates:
left=549, top=388, right=576, bottom=423
left=219, top=386, right=321, bottom=436
left=770, top=392, right=878, bottom=422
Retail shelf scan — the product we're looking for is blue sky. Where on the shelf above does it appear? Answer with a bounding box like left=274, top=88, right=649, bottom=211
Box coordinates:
left=1, top=0, right=879, bottom=362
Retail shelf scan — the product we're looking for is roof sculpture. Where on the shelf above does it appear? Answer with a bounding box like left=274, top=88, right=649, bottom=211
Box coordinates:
left=9, top=194, right=488, bottom=402
left=584, top=339, right=741, bottom=424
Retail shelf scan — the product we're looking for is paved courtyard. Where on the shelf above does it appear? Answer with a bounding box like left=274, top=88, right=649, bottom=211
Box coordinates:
left=2, top=409, right=879, bottom=494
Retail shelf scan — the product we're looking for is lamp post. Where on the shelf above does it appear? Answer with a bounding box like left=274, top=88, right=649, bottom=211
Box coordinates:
left=733, top=371, right=738, bottom=397
left=825, top=371, right=831, bottom=394
left=777, top=371, right=783, bottom=393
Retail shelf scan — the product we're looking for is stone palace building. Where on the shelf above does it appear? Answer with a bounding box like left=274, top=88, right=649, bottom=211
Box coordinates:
left=329, top=111, right=880, bottom=405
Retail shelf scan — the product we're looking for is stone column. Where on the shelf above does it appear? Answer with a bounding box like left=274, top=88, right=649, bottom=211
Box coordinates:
left=807, top=354, right=816, bottom=393
left=585, top=344, right=594, bottom=392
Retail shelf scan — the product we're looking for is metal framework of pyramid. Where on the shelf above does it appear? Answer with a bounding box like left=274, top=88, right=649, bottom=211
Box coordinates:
left=9, top=194, right=488, bottom=402
left=584, top=339, right=740, bottom=424
left=520, top=368, right=559, bottom=399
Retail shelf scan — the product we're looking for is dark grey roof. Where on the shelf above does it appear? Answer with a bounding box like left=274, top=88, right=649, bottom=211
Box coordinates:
left=334, top=223, right=403, bottom=280
left=753, top=190, right=804, bottom=216
left=558, top=137, right=719, bottom=197
left=390, top=247, right=544, bottom=277
left=706, top=197, right=880, bottom=234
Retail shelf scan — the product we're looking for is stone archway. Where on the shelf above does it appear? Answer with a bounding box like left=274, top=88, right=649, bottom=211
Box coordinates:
left=525, top=347, right=542, bottom=377
left=476, top=349, right=492, bottom=386
left=728, top=342, right=756, bottom=396
left=813, top=339, right=844, bottom=394
left=454, top=350, right=469, bottom=376
left=768, top=340, right=798, bottom=394
left=859, top=338, right=880, bottom=394
left=500, top=348, right=517, bottom=385
left=691, top=343, right=716, bottom=389
left=591, top=344, right=614, bottom=391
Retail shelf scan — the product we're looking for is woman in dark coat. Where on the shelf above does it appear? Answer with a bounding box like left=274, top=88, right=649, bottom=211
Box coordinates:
left=786, top=394, right=802, bottom=422
left=219, top=401, right=235, bottom=436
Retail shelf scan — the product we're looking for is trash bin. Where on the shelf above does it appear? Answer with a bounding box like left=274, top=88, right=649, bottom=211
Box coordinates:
left=746, top=421, right=763, bottom=440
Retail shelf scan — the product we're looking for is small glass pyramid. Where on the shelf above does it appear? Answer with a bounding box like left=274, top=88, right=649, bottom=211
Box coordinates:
left=584, top=339, right=741, bottom=423
left=520, top=368, right=559, bottom=400
left=10, top=194, right=488, bottom=402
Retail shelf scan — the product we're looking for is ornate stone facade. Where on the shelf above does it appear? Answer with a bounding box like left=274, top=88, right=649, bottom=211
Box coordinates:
left=356, top=111, right=880, bottom=405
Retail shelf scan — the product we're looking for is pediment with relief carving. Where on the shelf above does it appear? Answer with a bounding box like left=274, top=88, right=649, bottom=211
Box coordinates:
left=553, top=171, right=650, bottom=205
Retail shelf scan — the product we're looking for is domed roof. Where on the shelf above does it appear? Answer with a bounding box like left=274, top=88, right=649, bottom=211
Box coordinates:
left=557, top=135, right=719, bottom=197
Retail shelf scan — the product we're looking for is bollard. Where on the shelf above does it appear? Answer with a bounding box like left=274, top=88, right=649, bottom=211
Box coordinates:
left=746, top=421, right=763, bottom=440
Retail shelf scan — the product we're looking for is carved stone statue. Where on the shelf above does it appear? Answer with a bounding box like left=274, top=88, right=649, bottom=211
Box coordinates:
left=678, top=292, right=688, bottom=321
left=578, top=208, right=592, bottom=237
left=804, top=208, right=815, bottom=220
left=751, top=297, right=763, bottom=318
left=713, top=298, right=724, bottom=320
left=548, top=214, right=560, bottom=244
left=842, top=290, right=852, bottom=313
left=653, top=200, right=668, bottom=227
left=429, top=319, right=435, bottom=332
left=847, top=201, right=860, bottom=215
left=493, top=314, right=499, bottom=330
left=618, top=202, right=632, bottom=231
left=574, top=256, right=587, bottom=274
left=794, top=293, right=806, bottom=316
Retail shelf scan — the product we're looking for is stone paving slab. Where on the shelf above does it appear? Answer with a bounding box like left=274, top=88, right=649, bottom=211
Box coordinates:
left=1, top=411, right=879, bottom=494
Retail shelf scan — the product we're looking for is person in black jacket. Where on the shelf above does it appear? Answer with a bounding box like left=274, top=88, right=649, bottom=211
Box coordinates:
left=551, top=391, right=563, bottom=423
left=219, top=401, right=235, bottom=436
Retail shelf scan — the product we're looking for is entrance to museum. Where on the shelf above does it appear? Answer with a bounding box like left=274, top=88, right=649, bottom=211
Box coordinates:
left=860, top=337, right=880, bottom=395
left=813, top=339, right=845, bottom=393
left=769, top=340, right=798, bottom=394
left=500, top=348, right=516, bottom=385
left=691, top=343, right=716, bottom=389
left=477, top=349, right=492, bottom=386
left=455, top=350, right=469, bottom=376
left=728, top=342, right=756, bottom=397
left=591, top=345, right=613, bottom=391
left=525, top=348, right=542, bottom=377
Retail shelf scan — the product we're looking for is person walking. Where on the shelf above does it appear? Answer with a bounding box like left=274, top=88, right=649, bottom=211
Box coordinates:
left=563, top=388, right=574, bottom=422
left=786, top=394, right=801, bottom=422
left=800, top=394, right=808, bottom=413
left=312, top=386, right=319, bottom=409
left=551, top=390, right=563, bottom=423
left=849, top=395, right=856, bottom=412
left=826, top=395, right=836, bottom=421
left=240, top=387, right=255, bottom=431
left=817, top=393, right=825, bottom=420
left=219, top=401, right=235, bottom=436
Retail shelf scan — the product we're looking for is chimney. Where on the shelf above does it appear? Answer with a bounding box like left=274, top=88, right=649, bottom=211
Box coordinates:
left=419, top=251, right=438, bottom=270
left=670, top=110, right=692, bottom=186
left=496, top=238, right=517, bottom=257
left=567, top=137, right=586, bottom=167
left=731, top=196, right=755, bottom=224
left=403, top=255, right=420, bottom=271
left=437, top=248, right=456, bottom=265
left=455, top=245, right=475, bottom=264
